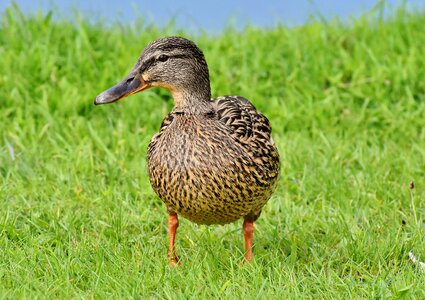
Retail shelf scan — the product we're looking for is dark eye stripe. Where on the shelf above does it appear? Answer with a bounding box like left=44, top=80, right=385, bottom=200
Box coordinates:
left=140, top=54, right=192, bottom=73
left=140, top=57, right=155, bottom=73
left=158, top=54, right=169, bottom=62
left=171, top=54, right=191, bottom=60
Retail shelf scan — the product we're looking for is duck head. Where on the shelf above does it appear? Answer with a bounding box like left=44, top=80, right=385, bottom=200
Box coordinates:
left=94, top=36, right=211, bottom=109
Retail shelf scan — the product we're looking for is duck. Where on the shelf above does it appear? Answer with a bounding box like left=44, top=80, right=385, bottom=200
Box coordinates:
left=94, top=36, right=280, bottom=264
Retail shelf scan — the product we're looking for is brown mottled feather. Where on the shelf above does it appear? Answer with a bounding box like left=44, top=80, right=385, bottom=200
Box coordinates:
left=148, top=95, right=280, bottom=224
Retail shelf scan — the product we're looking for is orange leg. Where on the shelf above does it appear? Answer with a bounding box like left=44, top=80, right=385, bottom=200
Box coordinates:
left=168, top=213, right=180, bottom=265
left=243, top=219, right=254, bottom=263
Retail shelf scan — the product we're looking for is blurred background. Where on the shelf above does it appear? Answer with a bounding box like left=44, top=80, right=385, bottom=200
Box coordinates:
left=1, top=0, right=425, bottom=298
left=1, top=0, right=424, bottom=32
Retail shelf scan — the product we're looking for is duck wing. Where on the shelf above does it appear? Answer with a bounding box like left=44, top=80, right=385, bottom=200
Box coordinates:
left=213, top=96, right=273, bottom=144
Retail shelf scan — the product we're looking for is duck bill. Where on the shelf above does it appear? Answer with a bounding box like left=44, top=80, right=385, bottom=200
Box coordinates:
left=94, top=76, right=150, bottom=105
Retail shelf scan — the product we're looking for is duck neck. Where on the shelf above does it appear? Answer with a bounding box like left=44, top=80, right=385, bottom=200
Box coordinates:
left=171, top=86, right=212, bottom=114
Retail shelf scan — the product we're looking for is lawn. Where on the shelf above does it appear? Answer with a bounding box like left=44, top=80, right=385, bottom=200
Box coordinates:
left=1, top=3, right=425, bottom=298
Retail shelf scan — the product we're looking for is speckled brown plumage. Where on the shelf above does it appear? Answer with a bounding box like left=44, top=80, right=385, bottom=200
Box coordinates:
left=94, top=36, right=280, bottom=263
left=148, top=95, right=279, bottom=225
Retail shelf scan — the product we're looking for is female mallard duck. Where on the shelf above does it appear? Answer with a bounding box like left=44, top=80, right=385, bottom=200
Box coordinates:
left=94, top=37, right=280, bottom=264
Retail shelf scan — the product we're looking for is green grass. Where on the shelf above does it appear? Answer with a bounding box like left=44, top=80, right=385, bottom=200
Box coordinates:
left=1, top=3, right=425, bottom=298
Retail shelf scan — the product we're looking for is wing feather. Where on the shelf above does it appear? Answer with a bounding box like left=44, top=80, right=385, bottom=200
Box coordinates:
left=213, top=96, right=273, bottom=143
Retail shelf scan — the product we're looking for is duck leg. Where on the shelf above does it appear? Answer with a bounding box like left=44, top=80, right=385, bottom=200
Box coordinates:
left=243, top=218, right=255, bottom=262
left=168, top=212, right=180, bottom=265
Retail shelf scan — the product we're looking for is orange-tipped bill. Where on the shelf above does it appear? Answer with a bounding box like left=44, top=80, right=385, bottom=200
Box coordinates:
left=94, top=76, right=150, bottom=105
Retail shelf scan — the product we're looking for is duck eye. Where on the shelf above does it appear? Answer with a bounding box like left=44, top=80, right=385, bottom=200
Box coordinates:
left=158, top=54, right=169, bottom=62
